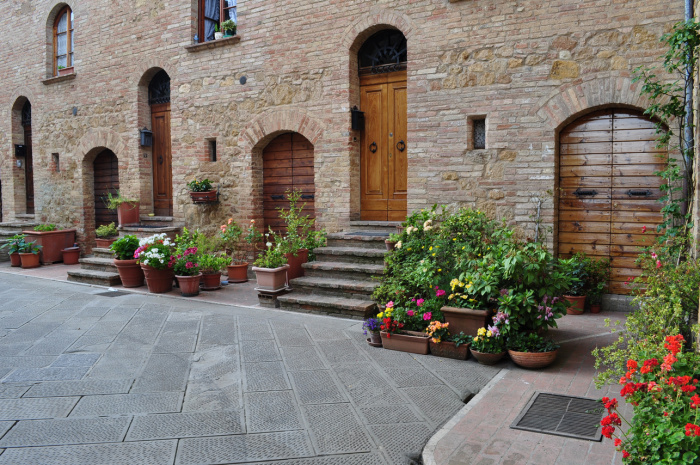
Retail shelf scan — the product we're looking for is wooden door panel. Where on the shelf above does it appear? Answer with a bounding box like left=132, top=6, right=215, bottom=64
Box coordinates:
left=559, top=198, right=612, bottom=210
left=93, top=150, right=119, bottom=228
left=389, top=82, right=407, bottom=198
left=558, top=221, right=611, bottom=233
left=561, top=115, right=612, bottom=132
left=559, top=210, right=611, bottom=222
left=23, top=126, right=34, bottom=214
left=558, top=242, right=610, bottom=256
left=560, top=142, right=613, bottom=155
left=560, top=165, right=612, bottom=177
left=558, top=232, right=611, bottom=244
left=612, top=222, right=663, bottom=234
left=559, top=154, right=612, bottom=166
left=559, top=187, right=611, bottom=199
left=559, top=177, right=612, bottom=188
left=613, top=117, right=657, bottom=130
left=361, top=86, right=385, bottom=198
left=611, top=176, right=662, bottom=188
left=613, top=153, right=667, bottom=164
left=560, top=131, right=613, bottom=144
left=152, top=104, right=172, bottom=216
left=611, top=188, right=663, bottom=200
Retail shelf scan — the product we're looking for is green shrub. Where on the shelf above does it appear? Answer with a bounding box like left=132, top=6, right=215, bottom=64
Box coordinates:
left=33, top=224, right=56, bottom=232
left=109, top=235, right=140, bottom=260
left=95, top=222, right=118, bottom=238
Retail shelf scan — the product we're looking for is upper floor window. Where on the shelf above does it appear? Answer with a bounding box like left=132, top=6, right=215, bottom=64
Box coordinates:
left=54, top=6, right=74, bottom=75
left=198, top=0, right=237, bottom=42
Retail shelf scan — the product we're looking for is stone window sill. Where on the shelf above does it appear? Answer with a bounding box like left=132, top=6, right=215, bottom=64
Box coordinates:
left=185, top=35, right=241, bottom=52
left=42, top=73, right=77, bottom=85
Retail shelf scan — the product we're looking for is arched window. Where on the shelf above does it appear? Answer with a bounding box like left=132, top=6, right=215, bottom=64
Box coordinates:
left=53, top=6, right=74, bottom=75
left=358, top=30, right=407, bottom=75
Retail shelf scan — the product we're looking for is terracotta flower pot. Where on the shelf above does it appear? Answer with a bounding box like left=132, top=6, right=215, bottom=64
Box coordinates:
left=140, top=264, right=174, bottom=293
left=385, top=240, right=396, bottom=251
left=368, top=332, right=382, bottom=346
left=117, top=202, right=140, bottom=227
left=564, top=295, right=586, bottom=315
left=190, top=190, right=217, bottom=203
left=9, top=252, right=20, bottom=267
left=508, top=349, right=559, bottom=369
left=95, top=238, right=117, bottom=248
left=470, top=348, right=506, bottom=365
left=226, top=263, right=249, bottom=283
left=115, top=259, right=145, bottom=288
left=590, top=304, right=602, bottom=314
left=201, top=272, right=222, bottom=290
left=429, top=340, right=470, bottom=360
left=284, top=249, right=308, bottom=280
left=441, top=306, right=490, bottom=337
left=22, top=229, right=76, bottom=264
left=61, top=248, right=80, bottom=265
left=19, top=253, right=40, bottom=269
left=252, top=264, right=289, bottom=291
left=177, top=274, right=202, bottom=297
left=58, top=66, right=74, bottom=76
left=380, top=330, right=430, bottom=355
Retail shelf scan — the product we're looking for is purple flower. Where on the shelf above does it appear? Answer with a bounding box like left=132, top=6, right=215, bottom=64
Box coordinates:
left=500, top=289, right=509, bottom=296
left=487, top=325, right=500, bottom=337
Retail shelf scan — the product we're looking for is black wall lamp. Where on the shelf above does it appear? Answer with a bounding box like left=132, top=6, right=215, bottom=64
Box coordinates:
left=14, top=144, right=26, bottom=157
left=140, top=127, right=153, bottom=147
left=351, top=106, right=365, bottom=131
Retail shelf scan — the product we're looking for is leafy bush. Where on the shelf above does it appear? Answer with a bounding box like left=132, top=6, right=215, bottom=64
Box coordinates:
left=170, top=248, right=200, bottom=276
left=33, top=224, right=56, bottom=232
left=507, top=332, right=559, bottom=353
left=0, top=234, right=26, bottom=254
left=186, top=179, right=213, bottom=192
left=103, top=191, right=137, bottom=210
left=110, top=235, right=140, bottom=260
left=198, top=253, right=229, bottom=274
left=95, top=222, right=118, bottom=238
left=253, top=243, right=287, bottom=269
left=19, top=241, right=42, bottom=254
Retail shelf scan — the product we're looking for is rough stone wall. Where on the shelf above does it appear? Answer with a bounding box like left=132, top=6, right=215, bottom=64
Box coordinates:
left=0, top=0, right=684, bottom=245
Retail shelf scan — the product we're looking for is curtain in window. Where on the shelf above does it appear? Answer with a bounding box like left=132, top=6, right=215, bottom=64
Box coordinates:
left=204, top=0, right=220, bottom=42
left=223, top=0, right=237, bottom=23
left=56, top=12, right=68, bottom=68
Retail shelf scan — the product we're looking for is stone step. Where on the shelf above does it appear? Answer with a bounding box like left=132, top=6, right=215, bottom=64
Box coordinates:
left=93, top=247, right=115, bottom=260
left=119, top=225, right=182, bottom=240
left=348, top=221, right=401, bottom=234
left=313, top=247, right=386, bottom=265
left=326, top=232, right=389, bottom=250
left=67, top=269, right=121, bottom=287
left=302, top=261, right=384, bottom=280
left=138, top=215, right=175, bottom=227
left=289, top=276, right=378, bottom=300
left=79, top=257, right=118, bottom=273
left=277, top=293, right=376, bottom=319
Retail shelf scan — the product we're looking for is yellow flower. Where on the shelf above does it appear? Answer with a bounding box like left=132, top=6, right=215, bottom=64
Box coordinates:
left=429, top=246, right=433, bottom=251
left=377, top=312, right=384, bottom=318
left=462, top=246, right=465, bottom=250
left=477, top=328, right=487, bottom=336
left=422, top=246, right=424, bottom=249
left=407, top=248, right=412, bottom=251
left=453, top=238, right=457, bottom=241
left=432, top=253, right=436, bottom=257
left=438, top=269, right=441, bottom=272
left=449, top=294, right=454, bottom=299
left=487, top=331, right=492, bottom=337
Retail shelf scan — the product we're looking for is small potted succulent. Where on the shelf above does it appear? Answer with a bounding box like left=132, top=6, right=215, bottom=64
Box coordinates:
left=214, top=24, right=224, bottom=40
left=363, top=317, right=382, bottom=347
left=171, top=247, right=202, bottom=297
left=252, top=242, right=289, bottom=292
left=0, top=234, right=26, bottom=267
left=104, top=191, right=140, bottom=227
left=110, top=235, right=144, bottom=288
left=507, top=332, right=560, bottom=369
left=18, top=241, right=42, bottom=269
left=95, top=222, right=119, bottom=248
left=187, top=178, right=217, bottom=203
left=470, top=327, right=506, bottom=365
left=222, top=19, right=237, bottom=37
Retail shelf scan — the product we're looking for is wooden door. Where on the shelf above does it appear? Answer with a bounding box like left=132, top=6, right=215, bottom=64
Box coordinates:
left=24, top=125, right=34, bottom=214
left=93, top=150, right=119, bottom=228
left=152, top=103, right=172, bottom=216
left=558, top=109, right=665, bottom=295
left=263, top=133, right=315, bottom=234
left=360, top=71, right=407, bottom=221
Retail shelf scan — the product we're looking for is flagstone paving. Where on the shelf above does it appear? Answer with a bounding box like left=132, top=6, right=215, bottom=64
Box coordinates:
left=0, top=273, right=501, bottom=465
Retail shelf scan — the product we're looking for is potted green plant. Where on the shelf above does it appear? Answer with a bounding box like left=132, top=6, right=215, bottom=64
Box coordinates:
left=385, top=232, right=399, bottom=251
left=57, top=65, right=73, bottom=76
left=0, top=234, right=26, bottom=267
left=378, top=312, right=430, bottom=355
left=584, top=256, right=611, bottom=313
left=426, top=322, right=470, bottom=360
left=219, top=218, right=247, bottom=282
left=199, top=253, right=229, bottom=290
left=221, top=19, right=237, bottom=37
left=134, top=233, right=175, bottom=293
left=187, top=179, right=217, bottom=203
left=95, top=222, right=119, bottom=248
left=23, top=224, right=77, bottom=265
left=442, top=277, right=492, bottom=339
left=563, top=252, right=590, bottom=314
left=110, top=235, right=144, bottom=288
left=507, top=332, right=560, bottom=369
left=470, top=326, right=506, bottom=365
left=61, top=246, right=80, bottom=265
left=104, top=191, right=140, bottom=227
left=171, top=248, right=202, bottom=297
left=363, top=317, right=383, bottom=346
left=252, top=242, right=289, bottom=292
left=214, top=24, right=223, bottom=40
left=18, top=241, right=42, bottom=269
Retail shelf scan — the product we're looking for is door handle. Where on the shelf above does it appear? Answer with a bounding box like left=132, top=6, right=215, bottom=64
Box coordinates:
left=369, top=142, right=377, bottom=153
left=271, top=195, right=284, bottom=200
left=158, top=156, right=163, bottom=165
left=627, top=189, right=652, bottom=197
left=396, top=140, right=406, bottom=152
left=301, top=194, right=314, bottom=200
left=573, top=188, right=598, bottom=197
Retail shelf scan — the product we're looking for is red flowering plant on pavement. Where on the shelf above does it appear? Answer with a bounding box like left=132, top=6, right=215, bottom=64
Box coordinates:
left=601, top=334, right=700, bottom=464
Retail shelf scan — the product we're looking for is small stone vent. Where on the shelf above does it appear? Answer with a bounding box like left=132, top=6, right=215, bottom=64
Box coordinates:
left=510, top=392, right=605, bottom=441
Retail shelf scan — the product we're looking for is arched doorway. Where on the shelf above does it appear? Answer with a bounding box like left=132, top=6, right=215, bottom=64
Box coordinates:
left=93, top=150, right=119, bottom=228
left=149, top=70, right=172, bottom=216
left=21, top=101, right=34, bottom=214
left=262, top=133, right=315, bottom=234
left=358, top=29, right=408, bottom=221
left=558, top=109, right=665, bottom=294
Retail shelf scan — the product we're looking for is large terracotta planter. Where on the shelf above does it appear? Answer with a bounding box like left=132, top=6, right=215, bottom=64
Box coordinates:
left=95, top=238, right=117, bottom=248
left=23, top=229, right=76, bottom=264
left=470, top=349, right=506, bottom=365
left=508, top=349, right=559, bottom=369
left=177, top=274, right=202, bottom=297
left=564, top=295, right=586, bottom=315
left=252, top=264, right=289, bottom=291
left=9, top=252, right=20, bottom=267
left=429, top=341, right=470, bottom=360
left=115, top=259, right=145, bottom=288
left=284, top=249, right=308, bottom=280
left=227, top=263, right=249, bottom=283
left=140, top=264, right=174, bottom=293
left=61, top=248, right=80, bottom=265
left=201, top=272, right=222, bottom=290
left=190, top=190, right=217, bottom=203
left=380, top=330, right=430, bottom=355
left=19, top=253, right=40, bottom=269
left=117, top=202, right=140, bottom=226
left=441, top=306, right=490, bottom=337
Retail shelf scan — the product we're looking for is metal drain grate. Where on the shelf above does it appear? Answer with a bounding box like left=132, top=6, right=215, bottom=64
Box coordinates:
left=94, top=290, right=130, bottom=298
left=510, top=392, right=605, bottom=441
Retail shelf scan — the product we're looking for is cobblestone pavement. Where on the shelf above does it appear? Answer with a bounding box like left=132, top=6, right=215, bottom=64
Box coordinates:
left=0, top=274, right=501, bottom=465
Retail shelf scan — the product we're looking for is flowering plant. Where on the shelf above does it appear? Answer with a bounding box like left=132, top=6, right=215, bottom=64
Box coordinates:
left=198, top=253, right=230, bottom=274
left=379, top=317, right=404, bottom=337
left=471, top=327, right=505, bottom=353
left=391, top=293, right=445, bottom=332
left=253, top=241, right=287, bottom=269
left=170, top=247, right=201, bottom=276
left=600, top=335, right=700, bottom=464
left=134, top=233, right=174, bottom=270
left=219, top=218, right=244, bottom=263
left=362, top=317, right=381, bottom=335
left=186, top=178, right=213, bottom=192
left=425, top=321, right=450, bottom=343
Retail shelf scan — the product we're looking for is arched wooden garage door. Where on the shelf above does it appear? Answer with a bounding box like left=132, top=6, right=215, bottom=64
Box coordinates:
left=93, top=150, right=119, bottom=228
left=263, top=133, right=315, bottom=234
left=558, top=109, right=666, bottom=295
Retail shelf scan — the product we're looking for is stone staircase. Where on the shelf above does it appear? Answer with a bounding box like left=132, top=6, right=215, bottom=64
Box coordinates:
left=277, top=221, right=400, bottom=319
left=0, top=220, right=39, bottom=262
left=67, top=247, right=121, bottom=287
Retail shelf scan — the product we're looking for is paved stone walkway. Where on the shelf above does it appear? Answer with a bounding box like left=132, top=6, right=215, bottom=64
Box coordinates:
left=0, top=273, right=501, bottom=465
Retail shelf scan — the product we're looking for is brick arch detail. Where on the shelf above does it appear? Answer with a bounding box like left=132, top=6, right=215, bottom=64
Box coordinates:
left=239, top=108, right=325, bottom=151
left=339, top=7, right=416, bottom=53
left=533, top=77, right=652, bottom=132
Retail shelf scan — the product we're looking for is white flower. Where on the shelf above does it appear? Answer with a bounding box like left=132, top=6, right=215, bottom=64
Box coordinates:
left=423, top=219, right=432, bottom=228
left=395, top=241, right=402, bottom=249
left=266, top=242, right=272, bottom=247
left=424, top=225, right=432, bottom=231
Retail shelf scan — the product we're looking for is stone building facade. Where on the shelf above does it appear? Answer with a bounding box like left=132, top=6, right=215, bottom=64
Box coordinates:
left=0, top=1, right=685, bottom=275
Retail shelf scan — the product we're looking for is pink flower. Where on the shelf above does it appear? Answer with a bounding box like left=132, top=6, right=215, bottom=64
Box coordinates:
left=416, top=298, right=424, bottom=307
left=185, top=262, right=194, bottom=269
left=641, top=226, right=647, bottom=233
left=386, top=301, right=394, bottom=309
left=656, top=260, right=662, bottom=269
left=407, top=310, right=415, bottom=317
left=651, top=252, right=657, bottom=259
left=435, top=288, right=446, bottom=298
left=228, top=218, right=233, bottom=224
left=423, top=312, right=432, bottom=321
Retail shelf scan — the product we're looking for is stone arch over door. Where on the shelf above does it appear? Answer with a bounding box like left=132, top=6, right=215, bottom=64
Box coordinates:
left=9, top=96, right=34, bottom=216
left=557, top=108, right=666, bottom=295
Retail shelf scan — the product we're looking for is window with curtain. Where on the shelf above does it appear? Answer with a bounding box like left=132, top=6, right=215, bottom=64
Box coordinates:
left=199, top=0, right=237, bottom=42
left=54, top=6, right=74, bottom=75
